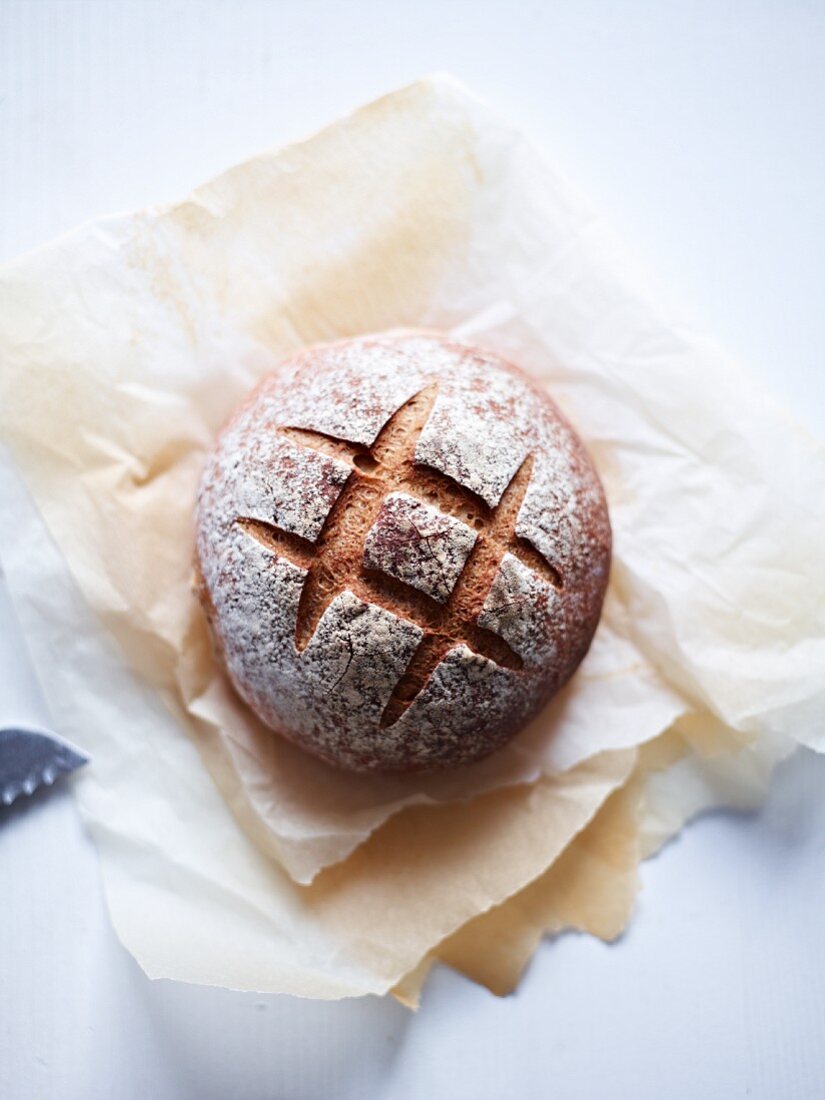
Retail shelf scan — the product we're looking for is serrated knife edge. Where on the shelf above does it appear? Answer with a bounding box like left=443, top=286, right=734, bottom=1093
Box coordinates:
left=0, top=726, right=89, bottom=808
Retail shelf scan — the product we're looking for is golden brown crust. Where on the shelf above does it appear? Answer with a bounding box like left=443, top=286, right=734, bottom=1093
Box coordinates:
left=195, top=334, right=611, bottom=773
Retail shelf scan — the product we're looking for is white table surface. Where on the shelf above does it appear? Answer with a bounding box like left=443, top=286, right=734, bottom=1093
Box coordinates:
left=1, top=3, right=824, bottom=1098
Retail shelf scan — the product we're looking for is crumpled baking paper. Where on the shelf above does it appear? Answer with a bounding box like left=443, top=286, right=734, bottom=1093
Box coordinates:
left=1, top=76, right=823, bottom=1000
left=0, top=458, right=637, bottom=996
left=0, top=77, right=687, bottom=887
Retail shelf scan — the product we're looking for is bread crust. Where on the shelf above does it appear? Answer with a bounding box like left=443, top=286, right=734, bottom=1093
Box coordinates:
left=195, top=334, right=611, bottom=773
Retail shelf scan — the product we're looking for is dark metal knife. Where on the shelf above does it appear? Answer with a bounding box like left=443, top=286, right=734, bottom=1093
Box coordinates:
left=0, top=726, right=89, bottom=808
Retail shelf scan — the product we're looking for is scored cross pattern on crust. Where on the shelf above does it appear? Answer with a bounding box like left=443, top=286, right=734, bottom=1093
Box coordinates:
left=237, top=385, right=562, bottom=727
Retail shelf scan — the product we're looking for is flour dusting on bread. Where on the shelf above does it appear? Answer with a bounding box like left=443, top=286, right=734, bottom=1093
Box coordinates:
left=196, top=333, right=611, bottom=773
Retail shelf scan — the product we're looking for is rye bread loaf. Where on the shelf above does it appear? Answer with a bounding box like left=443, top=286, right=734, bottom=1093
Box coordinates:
left=195, top=334, right=611, bottom=774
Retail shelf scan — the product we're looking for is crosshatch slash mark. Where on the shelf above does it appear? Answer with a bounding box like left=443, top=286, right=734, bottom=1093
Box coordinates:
left=236, top=386, right=562, bottom=726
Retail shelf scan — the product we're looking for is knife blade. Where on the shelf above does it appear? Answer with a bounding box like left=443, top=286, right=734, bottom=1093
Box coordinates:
left=0, top=727, right=89, bottom=808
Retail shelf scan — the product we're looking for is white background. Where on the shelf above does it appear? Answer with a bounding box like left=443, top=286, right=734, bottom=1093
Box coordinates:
left=1, top=2, right=824, bottom=1097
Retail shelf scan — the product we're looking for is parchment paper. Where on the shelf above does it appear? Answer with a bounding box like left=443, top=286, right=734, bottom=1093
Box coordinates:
left=424, top=721, right=790, bottom=997
left=0, top=459, right=635, bottom=996
left=0, top=78, right=687, bottom=885
left=1, top=77, right=823, bottom=999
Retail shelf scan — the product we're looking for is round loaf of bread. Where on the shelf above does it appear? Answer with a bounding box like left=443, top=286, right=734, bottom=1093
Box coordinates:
left=195, top=333, right=611, bottom=774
